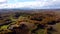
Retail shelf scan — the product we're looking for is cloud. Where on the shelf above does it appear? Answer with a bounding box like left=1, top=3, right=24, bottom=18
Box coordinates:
left=0, top=0, right=60, bottom=9
left=6, top=1, right=47, bottom=8
left=0, top=0, right=7, bottom=4
left=0, top=0, right=7, bottom=2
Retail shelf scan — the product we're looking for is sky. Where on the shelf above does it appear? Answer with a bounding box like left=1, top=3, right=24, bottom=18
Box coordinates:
left=0, top=0, right=60, bottom=9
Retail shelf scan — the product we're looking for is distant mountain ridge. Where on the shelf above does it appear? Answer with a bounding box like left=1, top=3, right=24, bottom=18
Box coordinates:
left=0, top=9, right=60, bottom=13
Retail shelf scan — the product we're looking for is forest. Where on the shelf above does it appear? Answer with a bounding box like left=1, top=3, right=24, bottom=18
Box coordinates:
left=0, top=9, right=60, bottom=34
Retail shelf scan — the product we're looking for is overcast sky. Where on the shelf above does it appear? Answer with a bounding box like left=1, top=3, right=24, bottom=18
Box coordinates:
left=0, top=0, right=60, bottom=9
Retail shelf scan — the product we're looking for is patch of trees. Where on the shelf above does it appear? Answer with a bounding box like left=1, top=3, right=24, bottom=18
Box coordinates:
left=29, top=13, right=60, bottom=34
left=8, top=24, right=29, bottom=34
left=0, top=16, right=3, bottom=20
left=0, top=19, right=12, bottom=26
left=31, top=23, right=45, bottom=34
left=14, top=12, right=31, bottom=19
